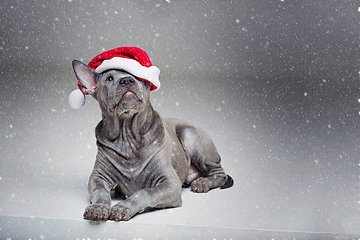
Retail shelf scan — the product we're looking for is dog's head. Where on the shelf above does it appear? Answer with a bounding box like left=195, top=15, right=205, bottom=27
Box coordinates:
left=72, top=60, right=152, bottom=117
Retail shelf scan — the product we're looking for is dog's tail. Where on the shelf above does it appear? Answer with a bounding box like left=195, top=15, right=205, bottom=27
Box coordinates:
left=220, top=174, right=234, bottom=189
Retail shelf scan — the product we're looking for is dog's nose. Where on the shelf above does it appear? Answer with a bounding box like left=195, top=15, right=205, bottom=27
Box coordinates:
left=119, top=77, right=135, bottom=88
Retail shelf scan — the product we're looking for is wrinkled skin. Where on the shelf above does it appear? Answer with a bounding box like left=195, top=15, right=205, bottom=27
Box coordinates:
left=72, top=60, right=233, bottom=221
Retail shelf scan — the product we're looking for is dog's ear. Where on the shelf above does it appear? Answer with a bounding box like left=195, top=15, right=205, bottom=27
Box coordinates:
left=72, top=60, right=98, bottom=94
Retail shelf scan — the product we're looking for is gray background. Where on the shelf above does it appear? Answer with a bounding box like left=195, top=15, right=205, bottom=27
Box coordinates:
left=0, top=0, right=359, bottom=238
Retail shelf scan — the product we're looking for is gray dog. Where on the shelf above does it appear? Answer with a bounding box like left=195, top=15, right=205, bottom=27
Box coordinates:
left=71, top=47, right=233, bottom=221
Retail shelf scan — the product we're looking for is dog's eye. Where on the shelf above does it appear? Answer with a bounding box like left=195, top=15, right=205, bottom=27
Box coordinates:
left=105, top=76, right=114, bottom=83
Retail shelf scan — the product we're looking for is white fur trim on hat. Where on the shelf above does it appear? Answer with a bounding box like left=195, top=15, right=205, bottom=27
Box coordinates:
left=95, top=57, right=161, bottom=90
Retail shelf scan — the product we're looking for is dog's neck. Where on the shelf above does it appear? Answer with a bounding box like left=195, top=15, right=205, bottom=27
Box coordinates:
left=96, top=103, right=164, bottom=153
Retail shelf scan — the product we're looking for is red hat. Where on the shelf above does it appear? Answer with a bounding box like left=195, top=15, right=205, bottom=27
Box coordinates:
left=89, top=47, right=160, bottom=91
left=69, top=47, right=160, bottom=109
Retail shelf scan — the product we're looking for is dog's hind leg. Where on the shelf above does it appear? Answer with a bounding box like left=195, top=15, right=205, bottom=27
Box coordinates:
left=176, top=125, right=233, bottom=193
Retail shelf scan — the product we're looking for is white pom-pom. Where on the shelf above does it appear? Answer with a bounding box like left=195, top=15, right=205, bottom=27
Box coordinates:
left=68, top=89, right=86, bottom=109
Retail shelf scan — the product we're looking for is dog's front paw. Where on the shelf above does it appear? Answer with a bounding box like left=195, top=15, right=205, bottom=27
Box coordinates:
left=83, top=203, right=110, bottom=221
left=109, top=202, right=134, bottom=221
left=191, top=177, right=212, bottom=193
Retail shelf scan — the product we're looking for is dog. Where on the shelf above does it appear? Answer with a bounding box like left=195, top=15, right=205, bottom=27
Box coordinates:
left=71, top=47, right=233, bottom=221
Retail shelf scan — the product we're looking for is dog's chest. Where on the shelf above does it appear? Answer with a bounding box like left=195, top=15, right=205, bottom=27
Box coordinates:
left=97, top=136, right=165, bottom=184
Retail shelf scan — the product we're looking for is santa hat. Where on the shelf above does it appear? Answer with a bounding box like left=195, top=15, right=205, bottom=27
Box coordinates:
left=68, top=47, right=160, bottom=109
